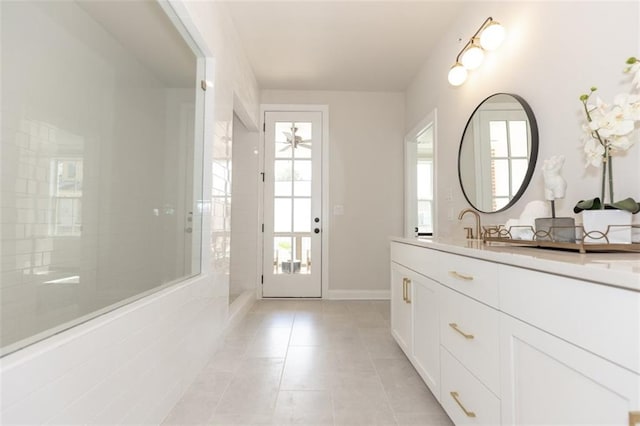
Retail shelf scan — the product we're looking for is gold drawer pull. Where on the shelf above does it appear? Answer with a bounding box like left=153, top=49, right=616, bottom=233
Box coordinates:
left=449, top=323, right=475, bottom=340
left=450, top=391, right=476, bottom=418
left=402, top=278, right=407, bottom=302
left=402, top=278, right=412, bottom=304
left=449, top=271, right=474, bottom=281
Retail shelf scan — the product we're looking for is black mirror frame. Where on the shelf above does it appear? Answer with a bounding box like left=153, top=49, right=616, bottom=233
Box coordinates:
left=457, top=93, right=539, bottom=214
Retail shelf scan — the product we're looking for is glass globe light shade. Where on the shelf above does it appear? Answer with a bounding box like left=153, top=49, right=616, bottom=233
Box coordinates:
left=480, top=22, right=506, bottom=51
left=448, top=64, right=467, bottom=86
left=460, top=45, right=484, bottom=70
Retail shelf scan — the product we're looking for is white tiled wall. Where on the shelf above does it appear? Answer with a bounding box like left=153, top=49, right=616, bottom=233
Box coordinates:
left=0, top=0, right=198, bottom=351
left=230, top=113, right=260, bottom=300
left=0, top=0, right=259, bottom=423
left=0, top=275, right=226, bottom=424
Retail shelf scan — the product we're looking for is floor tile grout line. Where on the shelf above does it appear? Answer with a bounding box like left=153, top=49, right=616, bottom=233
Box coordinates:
left=368, top=334, right=401, bottom=426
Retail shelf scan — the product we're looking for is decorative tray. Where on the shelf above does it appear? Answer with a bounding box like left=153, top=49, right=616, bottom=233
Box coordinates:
left=482, top=224, right=640, bottom=254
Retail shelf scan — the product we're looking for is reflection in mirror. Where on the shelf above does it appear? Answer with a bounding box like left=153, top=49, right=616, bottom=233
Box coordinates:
left=458, top=93, right=538, bottom=213
left=405, top=111, right=436, bottom=237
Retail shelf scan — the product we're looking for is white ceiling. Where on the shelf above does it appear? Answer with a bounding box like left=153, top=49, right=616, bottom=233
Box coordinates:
left=222, top=1, right=464, bottom=91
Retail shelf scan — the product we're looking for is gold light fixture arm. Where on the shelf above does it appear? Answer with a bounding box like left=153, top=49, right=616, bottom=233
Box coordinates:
left=454, top=17, right=496, bottom=63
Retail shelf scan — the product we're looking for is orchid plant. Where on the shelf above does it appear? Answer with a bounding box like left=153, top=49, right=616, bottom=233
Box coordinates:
left=574, top=57, right=640, bottom=214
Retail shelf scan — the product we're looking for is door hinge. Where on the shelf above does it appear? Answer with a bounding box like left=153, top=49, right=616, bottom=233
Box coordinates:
left=260, top=172, right=265, bottom=182
left=261, top=223, right=264, bottom=232
left=261, top=275, right=264, bottom=284
left=200, top=80, right=208, bottom=91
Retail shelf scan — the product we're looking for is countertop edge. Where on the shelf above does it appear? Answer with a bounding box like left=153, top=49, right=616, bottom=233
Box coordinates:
left=390, top=236, right=640, bottom=292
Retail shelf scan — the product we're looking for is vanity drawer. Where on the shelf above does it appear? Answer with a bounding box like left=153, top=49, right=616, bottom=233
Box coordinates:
left=390, top=242, right=440, bottom=280
left=438, top=252, right=499, bottom=308
left=440, top=286, right=500, bottom=395
left=440, top=347, right=501, bottom=426
left=499, top=265, right=640, bottom=374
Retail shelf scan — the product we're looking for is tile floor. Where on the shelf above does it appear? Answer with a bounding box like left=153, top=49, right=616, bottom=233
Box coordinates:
left=162, top=300, right=453, bottom=425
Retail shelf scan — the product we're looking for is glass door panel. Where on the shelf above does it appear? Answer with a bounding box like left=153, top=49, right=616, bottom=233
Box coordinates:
left=263, top=112, right=322, bottom=296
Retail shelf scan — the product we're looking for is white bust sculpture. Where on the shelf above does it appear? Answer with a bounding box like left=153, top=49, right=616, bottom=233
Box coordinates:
left=542, top=155, right=567, bottom=201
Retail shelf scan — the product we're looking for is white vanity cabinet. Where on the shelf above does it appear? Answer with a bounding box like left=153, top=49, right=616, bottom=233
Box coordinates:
left=500, top=313, right=639, bottom=426
left=499, top=265, right=640, bottom=426
left=390, top=243, right=441, bottom=398
left=390, top=262, right=413, bottom=355
left=411, top=273, right=441, bottom=396
left=390, top=238, right=640, bottom=426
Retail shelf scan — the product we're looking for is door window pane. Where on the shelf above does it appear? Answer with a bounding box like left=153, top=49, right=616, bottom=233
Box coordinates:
left=293, top=198, right=311, bottom=232
left=293, top=160, right=312, bottom=196
left=275, top=122, right=293, bottom=159
left=274, top=198, right=292, bottom=232
left=274, top=237, right=293, bottom=274
left=294, top=122, right=312, bottom=159
left=300, top=237, right=311, bottom=274
left=274, top=160, right=292, bottom=196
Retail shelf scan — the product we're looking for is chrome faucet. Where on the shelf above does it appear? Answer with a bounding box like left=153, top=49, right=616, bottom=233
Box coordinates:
left=458, top=208, right=481, bottom=240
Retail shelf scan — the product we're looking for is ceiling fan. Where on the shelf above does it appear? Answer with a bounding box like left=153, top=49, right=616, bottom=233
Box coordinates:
left=279, top=123, right=312, bottom=151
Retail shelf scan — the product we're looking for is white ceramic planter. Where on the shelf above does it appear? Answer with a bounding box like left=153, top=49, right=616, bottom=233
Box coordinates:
left=582, top=210, right=632, bottom=244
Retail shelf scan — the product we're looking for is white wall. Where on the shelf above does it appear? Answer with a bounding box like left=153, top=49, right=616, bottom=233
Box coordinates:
left=261, top=90, right=405, bottom=298
left=0, top=1, right=259, bottom=424
left=229, top=113, right=260, bottom=300
left=405, top=1, right=640, bottom=238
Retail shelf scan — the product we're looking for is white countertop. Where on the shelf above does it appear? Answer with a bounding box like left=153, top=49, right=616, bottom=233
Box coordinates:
left=390, top=236, right=640, bottom=292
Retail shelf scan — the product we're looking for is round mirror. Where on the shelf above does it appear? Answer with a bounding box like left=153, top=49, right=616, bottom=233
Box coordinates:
left=458, top=93, right=538, bottom=213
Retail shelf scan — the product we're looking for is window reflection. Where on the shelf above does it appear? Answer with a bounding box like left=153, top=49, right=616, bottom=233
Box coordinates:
left=51, top=159, right=83, bottom=236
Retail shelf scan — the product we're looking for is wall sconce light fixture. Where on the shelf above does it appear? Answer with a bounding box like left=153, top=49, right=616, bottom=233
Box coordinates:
left=448, top=17, right=506, bottom=86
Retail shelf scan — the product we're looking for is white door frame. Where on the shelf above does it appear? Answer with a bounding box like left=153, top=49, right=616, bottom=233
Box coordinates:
left=404, top=109, right=438, bottom=239
left=258, top=104, right=329, bottom=299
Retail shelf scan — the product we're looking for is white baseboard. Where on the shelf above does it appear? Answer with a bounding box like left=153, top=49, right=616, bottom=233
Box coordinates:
left=326, top=289, right=390, bottom=300
left=227, top=290, right=256, bottom=330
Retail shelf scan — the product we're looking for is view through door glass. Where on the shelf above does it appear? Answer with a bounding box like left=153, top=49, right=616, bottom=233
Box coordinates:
left=263, top=111, right=322, bottom=298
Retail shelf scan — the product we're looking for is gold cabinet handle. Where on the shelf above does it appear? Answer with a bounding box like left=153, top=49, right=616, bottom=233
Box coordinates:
left=449, top=271, right=474, bottom=281
left=402, top=278, right=407, bottom=302
left=450, top=391, right=476, bottom=418
left=406, top=279, right=411, bottom=304
left=402, top=278, right=412, bottom=304
left=449, top=323, right=474, bottom=340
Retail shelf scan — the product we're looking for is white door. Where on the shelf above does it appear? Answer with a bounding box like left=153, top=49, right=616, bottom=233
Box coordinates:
left=262, top=111, right=322, bottom=297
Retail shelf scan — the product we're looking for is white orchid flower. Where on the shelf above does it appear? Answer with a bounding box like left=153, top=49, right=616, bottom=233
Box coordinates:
left=614, top=93, right=640, bottom=121
left=590, top=104, right=635, bottom=137
left=583, top=138, right=605, bottom=168
left=609, top=135, right=634, bottom=151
